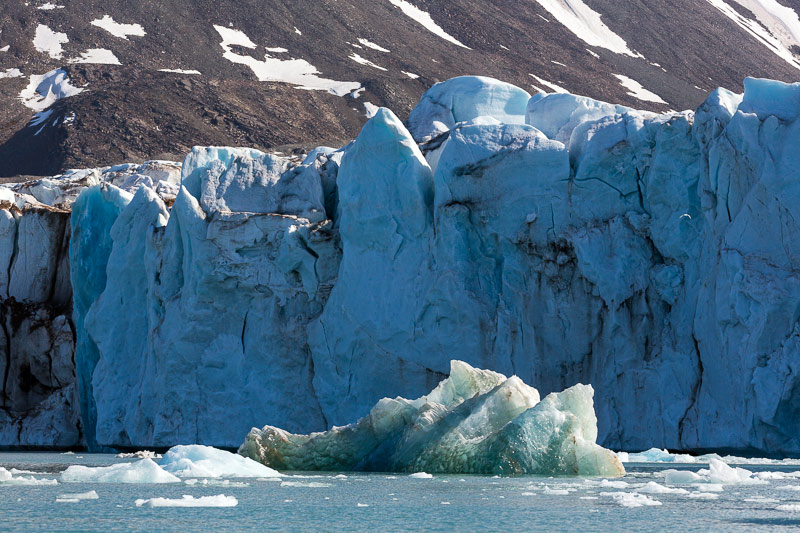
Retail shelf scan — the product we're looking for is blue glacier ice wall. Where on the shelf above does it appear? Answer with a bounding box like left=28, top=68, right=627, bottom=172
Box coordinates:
left=70, top=75, right=800, bottom=455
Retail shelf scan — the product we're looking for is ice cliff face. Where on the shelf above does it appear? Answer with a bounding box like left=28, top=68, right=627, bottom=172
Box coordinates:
left=3, top=75, right=800, bottom=456
left=0, top=161, right=179, bottom=448
left=240, top=360, right=625, bottom=476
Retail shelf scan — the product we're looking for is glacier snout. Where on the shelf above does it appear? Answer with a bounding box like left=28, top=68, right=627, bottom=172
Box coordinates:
left=240, top=361, right=625, bottom=476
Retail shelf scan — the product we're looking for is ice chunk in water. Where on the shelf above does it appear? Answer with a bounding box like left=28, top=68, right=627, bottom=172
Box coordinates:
left=240, top=361, right=624, bottom=477
left=135, top=495, right=238, bottom=507
left=160, top=445, right=281, bottom=478
left=61, top=459, right=179, bottom=484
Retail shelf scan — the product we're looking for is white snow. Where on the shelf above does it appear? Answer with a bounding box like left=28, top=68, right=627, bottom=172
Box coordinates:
left=18, top=69, right=84, bottom=112
left=159, top=69, right=201, bottom=75
left=159, top=445, right=282, bottom=478
left=37, top=3, right=64, bottom=9
left=135, top=495, right=238, bottom=508
left=33, top=24, right=68, bottom=59
left=61, top=459, right=180, bottom=483
left=30, top=109, right=54, bottom=136
left=266, top=47, right=288, bottom=53
left=348, top=53, right=387, bottom=71
left=357, top=38, right=390, bottom=52
left=364, top=102, right=380, bottom=118
left=614, top=74, right=668, bottom=104
left=0, top=46, right=8, bottom=52
left=90, top=15, right=146, bottom=40
left=531, top=0, right=640, bottom=57
left=705, top=0, right=800, bottom=70
left=402, top=71, right=420, bottom=79
left=213, top=25, right=360, bottom=96
left=69, top=48, right=121, bottom=65
left=388, top=0, right=470, bottom=49
left=0, top=68, right=24, bottom=79
left=529, top=74, right=568, bottom=93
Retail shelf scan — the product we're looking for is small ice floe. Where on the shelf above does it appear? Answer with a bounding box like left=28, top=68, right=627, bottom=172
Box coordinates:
left=601, top=492, right=662, bottom=508
left=159, top=445, right=281, bottom=478
left=356, top=503, right=369, bottom=507
left=635, top=482, right=689, bottom=495
left=61, top=459, right=180, bottom=484
left=662, top=459, right=765, bottom=486
left=56, top=491, right=99, bottom=503
left=333, top=474, right=348, bottom=480
left=409, top=472, right=433, bottom=479
left=184, top=479, right=249, bottom=488
left=135, top=495, right=237, bottom=508
left=543, top=487, right=572, bottom=496
left=777, top=504, right=800, bottom=512
left=0, top=467, right=58, bottom=486
left=280, top=481, right=332, bottom=488
left=686, top=492, right=719, bottom=499
left=598, top=479, right=629, bottom=489
left=777, top=485, right=800, bottom=491
left=117, top=450, right=162, bottom=460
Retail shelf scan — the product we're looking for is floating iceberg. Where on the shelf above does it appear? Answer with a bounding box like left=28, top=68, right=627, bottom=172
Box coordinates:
left=61, top=459, right=180, bottom=484
left=160, top=445, right=282, bottom=478
left=240, top=361, right=625, bottom=476
left=662, top=459, right=766, bottom=485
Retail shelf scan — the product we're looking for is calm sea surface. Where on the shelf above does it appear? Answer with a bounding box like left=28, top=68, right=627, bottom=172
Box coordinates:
left=2, top=452, right=800, bottom=531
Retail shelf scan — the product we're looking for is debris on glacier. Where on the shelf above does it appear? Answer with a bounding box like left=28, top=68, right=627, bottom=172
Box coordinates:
left=159, top=445, right=282, bottom=478
left=239, top=360, right=625, bottom=476
left=61, top=459, right=180, bottom=484
left=135, top=494, right=238, bottom=508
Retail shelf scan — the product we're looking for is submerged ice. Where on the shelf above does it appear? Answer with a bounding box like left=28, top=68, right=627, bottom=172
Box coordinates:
left=239, top=360, right=625, bottom=476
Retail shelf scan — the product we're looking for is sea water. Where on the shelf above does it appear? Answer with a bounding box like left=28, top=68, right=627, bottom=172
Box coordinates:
left=2, top=453, right=800, bottom=531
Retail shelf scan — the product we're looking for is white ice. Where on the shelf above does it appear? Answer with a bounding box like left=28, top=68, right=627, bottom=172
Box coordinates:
left=61, top=459, right=180, bottom=483
left=159, top=445, right=282, bottom=478
left=0, top=466, right=58, bottom=486
left=135, top=495, right=238, bottom=507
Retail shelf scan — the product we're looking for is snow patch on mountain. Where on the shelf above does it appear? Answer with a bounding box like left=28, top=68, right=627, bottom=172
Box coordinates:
left=531, top=0, right=641, bottom=57
left=159, top=69, right=201, bottom=75
left=90, top=15, right=146, bottom=40
left=0, top=68, right=24, bottom=79
left=705, top=0, right=800, bottom=70
left=33, top=24, right=68, bottom=59
left=18, top=69, right=84, bottom=111
left=69, top=48, right=121, bottom=65
left=349, top=53, right=387, bottom=71
left=358, top=38, right=390, bottom=52
left=388, top=0, right=471, bottom=49
left=614, top=74, right=668, bottom=104
left=213, top=25, right=360, bottom=96
left=37, top=3, right=65, bottom=10
left=731, top=0, right=800, bottom=49
left=529, top=73, right=567, bottom=93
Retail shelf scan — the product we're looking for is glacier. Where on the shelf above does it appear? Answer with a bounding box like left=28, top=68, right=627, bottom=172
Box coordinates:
left=239, top=360, right=625, bottom=476
left=0, top=75, right=799, bottom=457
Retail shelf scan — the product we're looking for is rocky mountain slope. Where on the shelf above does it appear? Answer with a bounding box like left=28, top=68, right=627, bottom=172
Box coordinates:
left=1, top=0, right=799, bottom=177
